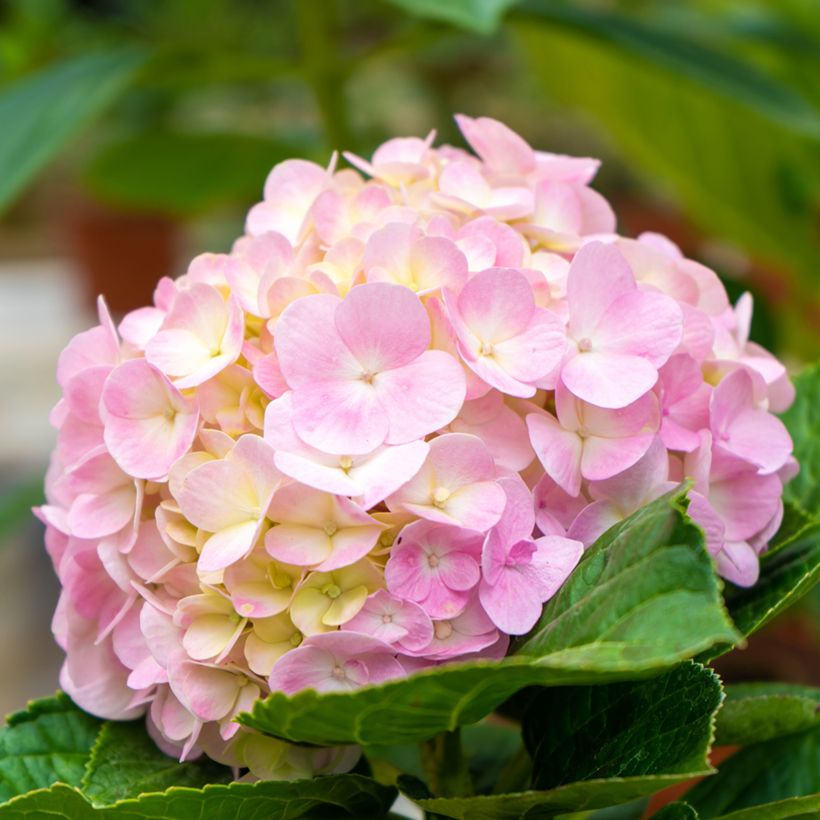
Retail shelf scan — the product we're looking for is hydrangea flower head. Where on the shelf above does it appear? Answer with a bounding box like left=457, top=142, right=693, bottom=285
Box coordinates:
left=40, top=114, right=794, bottom=778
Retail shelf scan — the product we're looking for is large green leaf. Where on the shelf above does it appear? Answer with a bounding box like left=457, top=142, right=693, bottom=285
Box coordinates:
left=513, top=487, right=738, bottom=659
left=0, top=693, right=101, bottom=803
left=716, top=793, right=820, bottom=820
left=84, top=131, right=302, bottom=216
left=0, top=49, right=144, bottom=213
left=714, top=683, right=820, bottom=747
left=514, top=16, right=820, bottom=354
left=380, top=0, right=518, bottom=35
left=0, top=776, right=397, bottom=819
left=685, top=727, right=820, bottom=817
left=80, top=720, right=230, bottom=805
left=241, top=489, right=738, bottom=746
left=781, top=364, right=820, bottom=514
left=409, top=664, right=722, bottom=819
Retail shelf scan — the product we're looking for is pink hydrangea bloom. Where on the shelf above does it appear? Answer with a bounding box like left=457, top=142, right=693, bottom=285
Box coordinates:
left=39, top=114, right=795, bottom=777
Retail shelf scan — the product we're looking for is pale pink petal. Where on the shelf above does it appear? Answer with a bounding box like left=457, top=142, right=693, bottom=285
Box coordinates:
left=455, top=114, right=535, bottom=175
left=594, top=289, right=683, bottom=367
left=581, top=433, right=656, bottom=482
left=351, top=441, right=430, bottom=508
left=198, top=520, right=261, bottom=572
left=567, top=242, right=635, bottom=340
left=274, top=294, right=359, bottom=388
left=335, top=282, right=429, bottom=372
left=561, top=351, right=659, bottom=409
left=479, top=570, right=543, bottom=635
left=717, top=541, right=760, bottom=587
left=377, top=350, right=466, bottom=445
left=527, top=413, right=583, bottom=496
left=103, top=360, right=199, bottom=480
left=291, top=378, right=388, bottom=455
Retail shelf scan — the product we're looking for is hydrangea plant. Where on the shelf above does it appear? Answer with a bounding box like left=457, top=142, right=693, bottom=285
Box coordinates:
left=2, top=116, right=817, bottom=820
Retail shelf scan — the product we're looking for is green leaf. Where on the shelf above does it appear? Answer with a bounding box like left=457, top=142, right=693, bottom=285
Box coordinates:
left=715, top=684, right=820, bottom=746
left=0, top=693, right=101, bottom=803
left=380, top=0, right=518, bottom=35
left=0, top=49, right=144, bottom=214
left=0, top=776, right=397, bottom=818
left=516, top=3, right=820, bottom=136
left=723, top=517, right=820, bottom=639
left=716, top=793, right=820, bottom=820
left=84, top=132, right=301, bottom=216
left=654, top=804, right=699, bottom=820
left=781, top=364, right=820, bottom=515
left=410, top=664, right=722, bottom=820
left=525, top=663, right=721, bottom=788
left=513, top=486, right=739, bottom=659
left=241, top=489, right=738, bottom=746
left=685, top=727, right=820, bottom=817
left=81, top=720, right=231, bottom=805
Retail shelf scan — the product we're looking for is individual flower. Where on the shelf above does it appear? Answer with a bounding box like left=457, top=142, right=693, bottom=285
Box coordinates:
left=559, top=242, right=683, bottom=409
left=275, top=282, right=466, bottom=453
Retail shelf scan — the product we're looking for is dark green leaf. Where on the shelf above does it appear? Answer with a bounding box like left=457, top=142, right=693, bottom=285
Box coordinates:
left=715, top=684, right=820, bottom=746
left=781, top=364, right=820, bottom=515
left=0, top=50, right=144, bottom=213
left=381, top=0, right=518, bottom=35
left=409, top=664, right=723, bottom=819
left=84, top=132, right=302, bottom=216
left=81, top=720, right=231, bottom=805
left=654, top=804, right=699, bottom=820
left=716, top=793, right=820, bottom=820
left=242, top=489, right=738, bottom=746
left=525, top=664, right=721, bottom=789
left=686, top=727, right=820, bottom=817
left=0, top=693, right=101, bottom=803
left=0, top=776, right=397, bottom=818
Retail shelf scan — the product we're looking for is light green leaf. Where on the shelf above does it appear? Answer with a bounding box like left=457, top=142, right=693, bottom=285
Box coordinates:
left=513, top=486, right=739, bottom=659
left=0, top=693, right=101, bottom=803
left=716, top=792, right=820, bottom=820
left=81, top=720, right=231, bottom=805
left=685, top=727, right=820, bottom=817
left=0, top=49, right=144, bottom=213
left=715, top=683, right=820, bottom=747
left=517, top=3, right=820, bottom=135
left=380, top=0, right=518, bottom=35
left=241, top=489, right=738, bottom=746
left=0, top=776, right=397, bottom=818
left=410, top=664, right=722, bottom=819
left=84, top=131, right=302, bottom=216
left=781, top=364, right=820, bottom=515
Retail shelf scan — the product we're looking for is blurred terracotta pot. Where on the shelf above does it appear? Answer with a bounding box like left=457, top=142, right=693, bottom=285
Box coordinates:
left=60, top=198, right=182, bottom=315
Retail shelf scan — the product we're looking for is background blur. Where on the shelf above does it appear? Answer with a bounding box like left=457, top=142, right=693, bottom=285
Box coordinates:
left=0, top=0, right=818, bottom=715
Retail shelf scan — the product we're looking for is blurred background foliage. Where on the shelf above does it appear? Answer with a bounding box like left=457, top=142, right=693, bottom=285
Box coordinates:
left=0, top=0, right=817, bottom=698
left=1, top=0, right=818, bottom=352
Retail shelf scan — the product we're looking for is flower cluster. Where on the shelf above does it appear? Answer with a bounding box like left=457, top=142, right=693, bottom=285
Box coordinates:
left=39, top=115, right=794, bottom=775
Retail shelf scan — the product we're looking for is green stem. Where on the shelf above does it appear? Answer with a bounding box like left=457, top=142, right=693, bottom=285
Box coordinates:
left=294, top=0, right=352, bottom=151
left=419, top=729, right=473, bottom=798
